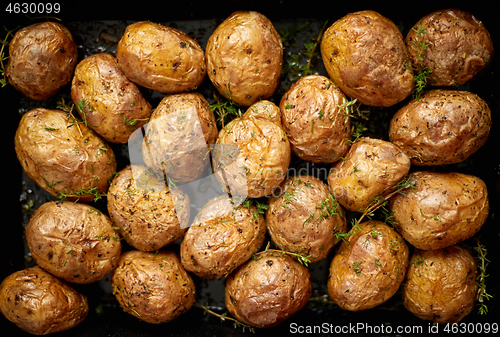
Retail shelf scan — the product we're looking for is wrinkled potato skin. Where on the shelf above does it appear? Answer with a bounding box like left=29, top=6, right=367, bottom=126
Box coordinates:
left=321, top=10, right=414, bottom=107
left=71, top=53, right=152, bottom=143
left=390, top=171, right=489, bottom=250
left=389, top=89, right=491, bottom=166
left=0, top=267, right=88, bottom=335
left=279, top=75, right=352, bottom=162
left=111, top=250, right=196, bottom=324
left=26, top=201, right=122, bottom=284
left=117, top=21, right=206, bottom=93
left=328, top=220, right=409, bottom=311
left=180, top=195, right=266, bottom=279
left=6, top=22, right=78, bottom=100
left=406, top=9, right=493, bottom=87
left=225, top=251, right=312, bottom=328
left=206, top=11, right=283, bottom=106
left=266, top=176, right=347, bottom=262
left=403, top=246, right=478, bottom=324
left=14, top=108, right=117, bottom=202
left=327, top=137, right=410, bottom=212
left=107, top=165, right=189, bottom=252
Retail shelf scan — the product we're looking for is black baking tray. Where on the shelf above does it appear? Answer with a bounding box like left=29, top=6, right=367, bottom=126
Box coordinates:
left=2, top=1, right=500, bottom=336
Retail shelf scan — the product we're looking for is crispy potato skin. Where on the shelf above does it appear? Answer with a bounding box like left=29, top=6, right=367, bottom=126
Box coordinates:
left=14, top=108, right=117, bottom=202
left=266, top=176, right=347, bottom=262
left=0, top=266, right=88, bottom=335
left=321, top=10, right=414, bottom=107
left=279, top=75, right=351, bottom=162
left=327, top=137, right=410, bottom=212
left=26, top=201, right=121, bottom=284
left=328, top=220, right=409, bottom=311
left=206, top=11, right=283, bottom=106
left=71, top=53, right=152, bottom=143
left=403, top=246, right=478, bottom=324
left=107, top=165, right=189, bottom=252
left=6, top=22, right=78, bottom=100
left=180, top=195, right=266, bottom=279
left=389, top=89, right=491, bottom=166
left=225, top=251, right=311, bottom=328
left=406, top=9, right=493, bottom=87
left=117, top=21, right=206, bottom=93
left=111, top=250, right=196, bottom=324
left=390, top=171, right=489, bottom=250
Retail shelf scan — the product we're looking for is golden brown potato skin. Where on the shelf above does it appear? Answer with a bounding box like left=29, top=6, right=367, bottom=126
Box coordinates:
left=327, top=137, right=410, bottom=212
left=117, top=21, right=206, bottom=93
left=266, top=176, right=347, bottom=262
left=328, top=220, right=409, bottom=311
left=14, top=108, right=117, bottom=202
left=71, top=53, right=152, bottom=143
left=225, top=250, right=312, bottom=328
left=402, top=246, right=478, bottom=324
left=6, top=22, right=78, bottom=100
left=389, top=89, right=491, bottom=166
left=180, top=195, right=266, bottom=279
left=406, top=9, right=494, bottom=87
left=279, top=75, right=352, bottom=163
left=321, top=10, right=414, bottom=107
left=111, top=250, right=196, bottom=324
left=206, top=11, right=283, bottom=106
left=390, top=171, right=489, bottom=250
left=0, top=266, right=88, bottom=335
left=26, top=201, right=122, bottom=284
left=107, top=165, right=189, bottom=251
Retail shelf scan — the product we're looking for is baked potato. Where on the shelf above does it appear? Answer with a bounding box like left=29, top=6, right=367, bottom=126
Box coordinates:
left=402, top=246, right=478, bottom=324
left=390, top=170, right=489, bottom=250
left=180, top=195, right=266, bottom=279
left=116, top=21, right=206, bottom=93
left=6, top=21, right=78, bottom=100
left=26, top=201, right=122, bottom=284
left=111, top=250, right=196, bottom=324
left=327, top=137, right=411, bottom=212
left=107, top=165, right=189, bottom=251
left=279, top=75, right=352, bottom=163
left=265, top=175, right=347, bottom=262
left=71, top=53, right=152, bottom=143
left=327, top=220, right=409, bottom=311
left=225, top=250, right=312, bottom=328
left=0, top=266, right=88, bottom=335
left=320, top=10, right=414, bottom=107
left=14, top=108, right=117, bottom=202
left=205, top=10, right=283, bottom=106
left=406, top=8, right=494, bottom=87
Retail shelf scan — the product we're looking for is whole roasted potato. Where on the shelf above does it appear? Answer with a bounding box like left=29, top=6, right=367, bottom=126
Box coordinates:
left=389, top=89, right=491, bottom=166
left=14, top=108, right=117, bottom=202
left=111, top=250, right=196, bottom=324
left=117, top=21, right=206, bottom=93
left=71, top=53, right=152, bottom=143
left=279, top=75, right=352, bottom=163
left=225, top=250, right=312, bottom=328
left=0, top=266, right=88, bottom=335
left=406, top=9, right=494, bottom=87
left=6, top=22, right=78, bottom=100
left=266, top=175, right=347, bottom=262
left=321, top=10, right=414, bottom=107
left=180, top=195, right=266, bottom=279
left=390, top=171, right=489, bottom=250
left=402, top=246, right=478, bottom=324
left=107, top=165, right=189, bottom=251
left=327, top=137, right=410, bottom=212
left=328, top=220, right=409, bottom=311
left=206, top=11, right=283, bottom=106
left=26, top=201, right=122, bottom=284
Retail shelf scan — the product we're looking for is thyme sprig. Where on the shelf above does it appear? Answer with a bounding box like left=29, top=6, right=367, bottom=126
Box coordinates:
left=0, top=26, right=17, bottom=87
left=408, top=25, right=432, bottom=100
left=209, top=92, right=242, bottom=129
left=253, top=242, right=312, bottom=267
left=474, top=237, right=492, bottom=315
left=198, top=302, right=255, bottom=333
left=303, top=20, right=328, bottom=75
